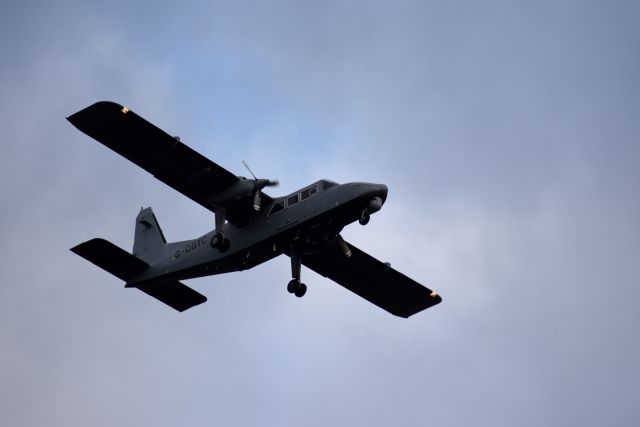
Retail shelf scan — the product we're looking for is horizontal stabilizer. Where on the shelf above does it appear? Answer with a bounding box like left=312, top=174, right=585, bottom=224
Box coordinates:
left=71, top=238, right=206, bottom=312
left=133, top=281, right=207, bottom=312
left=71, top=238, right=148, bottom=281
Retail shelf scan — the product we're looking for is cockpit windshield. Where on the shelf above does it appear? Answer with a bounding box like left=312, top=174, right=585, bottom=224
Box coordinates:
left=318, top=179, right=338, bottom=190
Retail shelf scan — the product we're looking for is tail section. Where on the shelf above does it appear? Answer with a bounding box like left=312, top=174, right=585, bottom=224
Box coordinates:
left=133, top=207, right=167, bottom=263
left=132, top=281, right=207, bottom=312
left=71, top=238, right=207, bottom=312
left=71, top=238, right=148, bottom=281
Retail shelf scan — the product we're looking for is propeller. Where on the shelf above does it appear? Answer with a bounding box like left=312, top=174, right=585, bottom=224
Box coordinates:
left=243, top=160, right=279, bottom=211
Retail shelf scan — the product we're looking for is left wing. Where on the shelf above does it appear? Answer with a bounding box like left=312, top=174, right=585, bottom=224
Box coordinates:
left=301, top=239, right=442, bottom=318
left=67, top=101, right=269, bottom=219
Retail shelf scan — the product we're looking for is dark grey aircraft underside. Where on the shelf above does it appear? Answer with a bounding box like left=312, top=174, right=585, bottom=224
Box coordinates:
left=68, top=101, right=441, bottom=318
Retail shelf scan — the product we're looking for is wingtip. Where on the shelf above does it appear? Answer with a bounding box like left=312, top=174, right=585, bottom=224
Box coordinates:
left=432, top=293, right=443, bottom=305
left=67, top=101, right=125, bottom=121
left=67, top=101, right=129, bottom=136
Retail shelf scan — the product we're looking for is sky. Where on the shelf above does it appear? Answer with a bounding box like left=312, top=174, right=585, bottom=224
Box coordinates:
left=1, top=0, right=639, bottom=426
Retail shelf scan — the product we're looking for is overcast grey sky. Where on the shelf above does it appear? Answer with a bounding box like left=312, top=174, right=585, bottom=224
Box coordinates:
left=1, top=1, right=639, bottom=426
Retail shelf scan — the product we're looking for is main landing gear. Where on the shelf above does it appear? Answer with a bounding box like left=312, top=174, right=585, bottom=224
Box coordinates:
left=287, top=252, right=307, bottom=298
left=287, top=279, right=307, bottom=298
left=210, top=208, right=230, bottom=252
left=210, top=232, right=230, bottom=252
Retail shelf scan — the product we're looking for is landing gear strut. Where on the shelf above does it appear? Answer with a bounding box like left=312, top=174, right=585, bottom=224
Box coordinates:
left=210, top=208, right=230, bottom=252
left=287, top=252, right=307, bottom=298
left=359, top=209, right=370, bottom=225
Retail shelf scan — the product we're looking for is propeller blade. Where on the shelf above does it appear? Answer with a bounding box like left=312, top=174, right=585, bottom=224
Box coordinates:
left=242, top=160, right=258, bottom=180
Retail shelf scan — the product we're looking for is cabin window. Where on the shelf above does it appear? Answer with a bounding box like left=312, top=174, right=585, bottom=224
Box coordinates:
left=268, top=200, right=285, bottom=215
left=287, top=194, right=299, bottom=207
left=301, top=185, right=318, bottom=200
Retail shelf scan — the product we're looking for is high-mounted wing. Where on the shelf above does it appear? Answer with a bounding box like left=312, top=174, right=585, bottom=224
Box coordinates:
left=67, top=101, right=267, bottom=219
left=301, top=239, right=442, bottom=318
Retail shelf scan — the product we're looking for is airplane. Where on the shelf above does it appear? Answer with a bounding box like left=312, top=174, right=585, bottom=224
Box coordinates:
left=68, top=101, right=442, bottom=318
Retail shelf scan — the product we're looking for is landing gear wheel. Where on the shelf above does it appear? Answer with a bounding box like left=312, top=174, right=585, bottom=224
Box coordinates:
left=210, top=233, right=223, bottom=248
left=211, top=233, right=229, bottom=252
left=359, top=210, right=370, bottom=225
left=287, top=279, right=299, bottom=294
left=294, top=283, right=307, bottom=298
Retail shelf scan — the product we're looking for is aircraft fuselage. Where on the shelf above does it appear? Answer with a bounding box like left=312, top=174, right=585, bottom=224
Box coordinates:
left=127, top=181, right=388, bottom=286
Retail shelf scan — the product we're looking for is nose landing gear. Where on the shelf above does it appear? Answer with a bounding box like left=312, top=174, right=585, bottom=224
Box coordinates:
left=359, top=196, right=383, bottom=226
left=359, top=209, right=370, bottom=225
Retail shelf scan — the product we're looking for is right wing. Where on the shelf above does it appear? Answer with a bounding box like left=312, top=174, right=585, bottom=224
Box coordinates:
left=67, top=101, right=239, bottom=213
left=301, top=239, right=442, bottom=318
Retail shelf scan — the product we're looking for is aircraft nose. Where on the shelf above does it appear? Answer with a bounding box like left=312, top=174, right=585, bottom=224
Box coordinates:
left=353, top=182, right=388, bottom=203
left=368, top=183, right=388, bottom=203
left=378, top=184, right=388, bottom=201
left=364, top=183, right=388, bottom=214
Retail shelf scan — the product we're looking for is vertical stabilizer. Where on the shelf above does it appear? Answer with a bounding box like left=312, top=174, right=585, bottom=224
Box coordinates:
left=133, top=207, right=167, bottom=263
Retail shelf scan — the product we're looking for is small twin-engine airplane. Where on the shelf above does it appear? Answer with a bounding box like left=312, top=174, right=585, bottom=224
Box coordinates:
left=68, top=101, right=441, bottom=318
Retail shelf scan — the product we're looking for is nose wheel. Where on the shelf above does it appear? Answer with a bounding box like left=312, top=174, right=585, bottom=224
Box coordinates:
left=287, top=252, right=308, bottom=298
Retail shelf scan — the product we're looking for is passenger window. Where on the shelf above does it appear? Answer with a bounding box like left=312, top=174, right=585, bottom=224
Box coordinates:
left=268, top=200, right=285, bottom=215
left=287, top=194, right=299, bottom=207
left=301, top=185, right=318, bottom=200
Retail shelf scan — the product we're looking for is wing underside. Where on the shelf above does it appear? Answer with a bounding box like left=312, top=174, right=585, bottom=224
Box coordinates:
left=301, top=239, right=442, bottom=318
left=67, top=101, right=238, bottom=213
